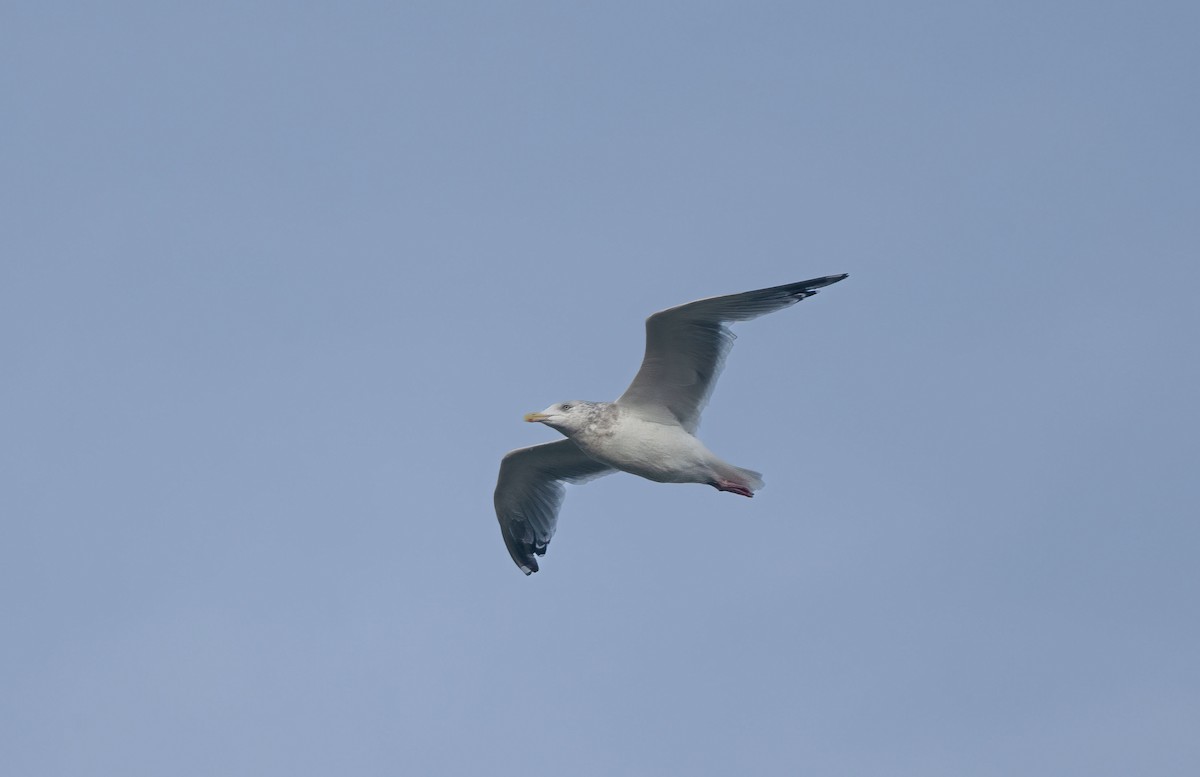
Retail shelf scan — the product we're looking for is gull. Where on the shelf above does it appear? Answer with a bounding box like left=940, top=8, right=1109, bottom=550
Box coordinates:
left=494, top=274, right=848, bottom=574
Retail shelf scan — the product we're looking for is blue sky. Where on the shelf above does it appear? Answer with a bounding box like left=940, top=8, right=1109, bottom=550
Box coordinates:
left=3, top=2, right=1198, bottom=775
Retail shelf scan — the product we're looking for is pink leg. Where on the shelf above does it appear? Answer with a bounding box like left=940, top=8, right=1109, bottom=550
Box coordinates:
left=714, top=480, right=754, bottom=498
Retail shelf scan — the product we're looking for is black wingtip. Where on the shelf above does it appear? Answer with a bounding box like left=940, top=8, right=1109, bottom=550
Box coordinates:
left=783, top=273, right=849, bottom=301
left=806, top=273, right=849, bottom=289
left=502, top=524, right=542, bottom=575
left=516, top=550, right=539, bottom=575
left=513, top=553, right=538, bottom=575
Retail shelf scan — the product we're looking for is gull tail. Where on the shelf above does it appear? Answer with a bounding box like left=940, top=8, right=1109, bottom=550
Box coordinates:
left=734, top=466, right=765, bottom=492
left=712, top=461, right=765, bottom=495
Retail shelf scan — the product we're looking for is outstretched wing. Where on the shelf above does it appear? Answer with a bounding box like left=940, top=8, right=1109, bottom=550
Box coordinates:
left=494, top=439, right=613, bottom=575
left=617, top=274, right=848, bottom=431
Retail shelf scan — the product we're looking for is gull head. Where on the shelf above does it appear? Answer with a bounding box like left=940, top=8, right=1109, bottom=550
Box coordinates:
left=524, top=401, right=593, bottom=433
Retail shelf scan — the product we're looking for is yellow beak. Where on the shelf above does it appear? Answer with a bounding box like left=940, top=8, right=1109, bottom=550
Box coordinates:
left=524, top=412, right=549, bottom=422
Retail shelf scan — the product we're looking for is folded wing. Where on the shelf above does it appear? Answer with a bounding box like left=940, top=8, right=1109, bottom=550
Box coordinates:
left=494, top=439, right=614, bottom=574
left=617, top=274, right=848, bottom=432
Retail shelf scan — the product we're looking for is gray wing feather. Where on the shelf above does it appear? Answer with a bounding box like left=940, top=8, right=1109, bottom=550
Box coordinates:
left=617, top=274, right=847, bottom=432
left=494, top=439, right=613, bottom=575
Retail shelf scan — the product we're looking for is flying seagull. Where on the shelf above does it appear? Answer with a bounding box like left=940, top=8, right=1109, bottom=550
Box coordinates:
left=494, top=274, right=848, bottom=574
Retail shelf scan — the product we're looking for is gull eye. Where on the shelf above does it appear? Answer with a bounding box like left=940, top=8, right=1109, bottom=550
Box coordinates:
left=560, top=403, right=573, bottom=412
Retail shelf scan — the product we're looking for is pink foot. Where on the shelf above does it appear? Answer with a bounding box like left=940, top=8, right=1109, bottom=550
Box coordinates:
left=714, top=480, right=754, bottom=498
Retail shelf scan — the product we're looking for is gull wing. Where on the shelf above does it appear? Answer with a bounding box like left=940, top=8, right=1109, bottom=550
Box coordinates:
left=617, top=274, right=848, bottom=432
left=494, top=439, right=614, bottom=575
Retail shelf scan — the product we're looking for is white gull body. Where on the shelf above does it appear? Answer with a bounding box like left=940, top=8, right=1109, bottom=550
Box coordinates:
left=526, top=402, right=764, bottom=492
left=494, top=274, right=848, bottom=574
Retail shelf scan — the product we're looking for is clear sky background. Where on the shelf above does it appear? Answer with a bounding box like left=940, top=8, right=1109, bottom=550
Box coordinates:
left=3, top=2, right=1198, bottom=775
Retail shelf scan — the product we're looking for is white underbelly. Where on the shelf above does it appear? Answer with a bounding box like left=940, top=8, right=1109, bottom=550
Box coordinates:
left=577, top=420, right=712, bottom=484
